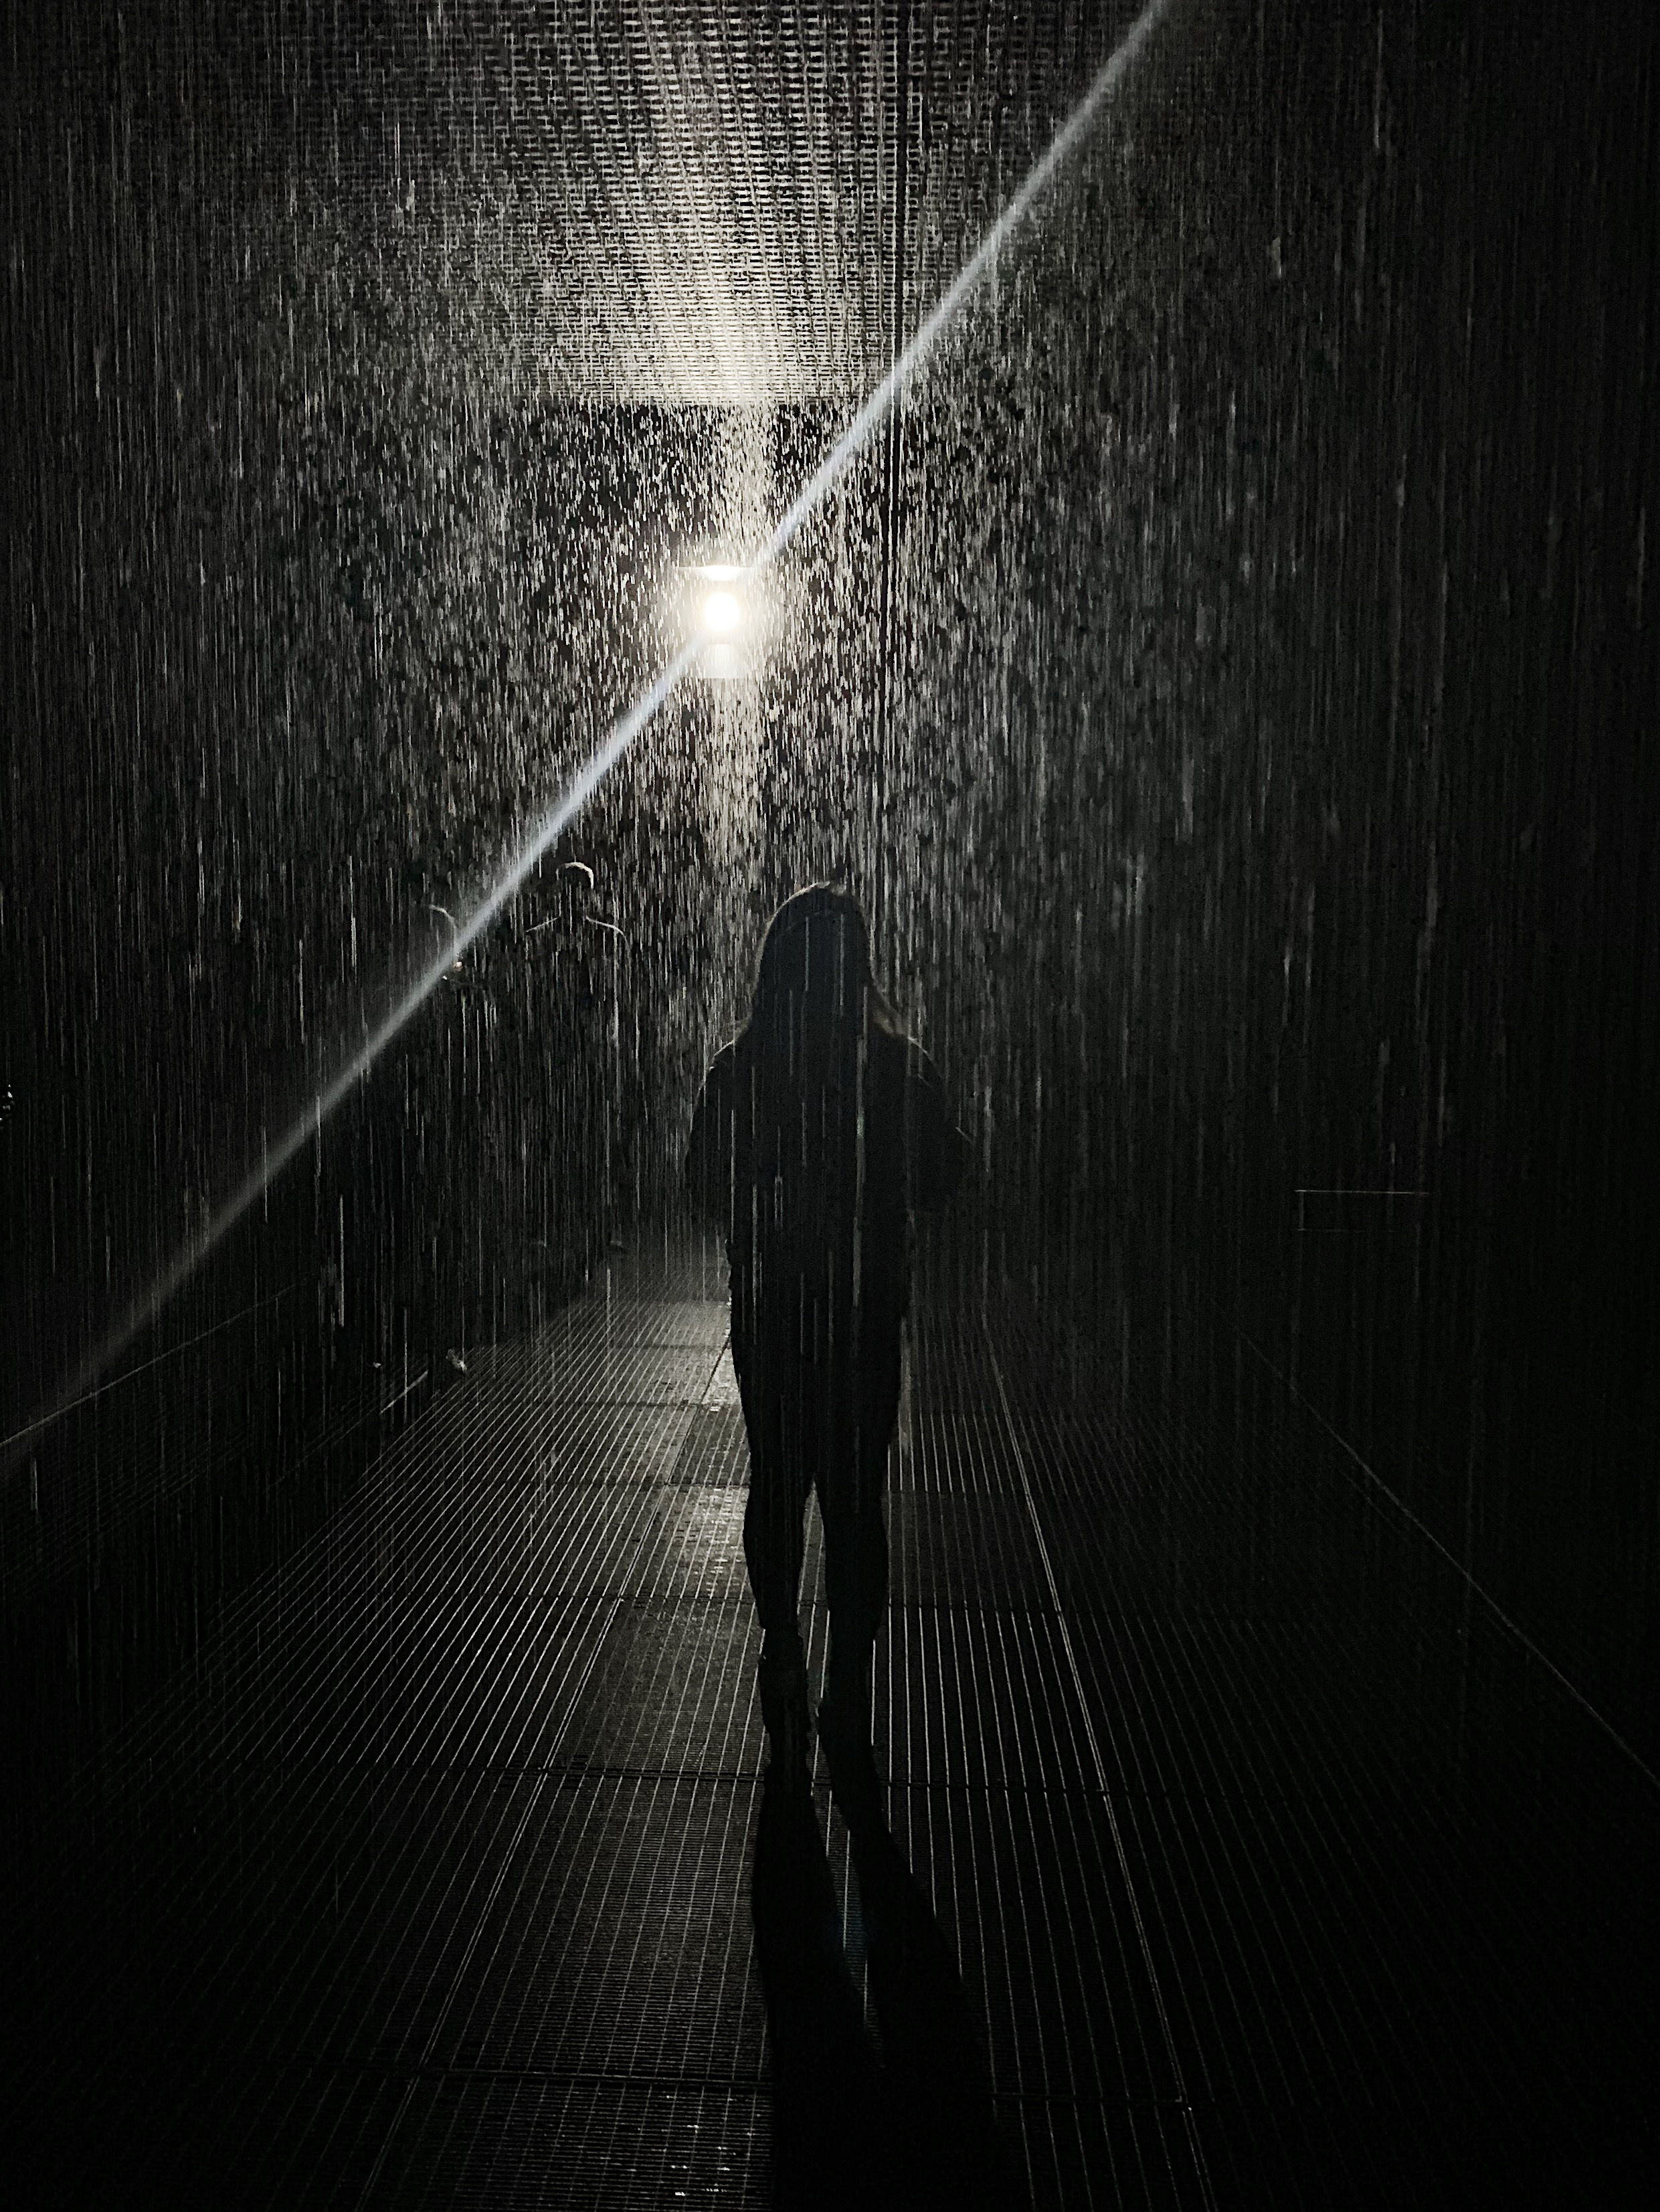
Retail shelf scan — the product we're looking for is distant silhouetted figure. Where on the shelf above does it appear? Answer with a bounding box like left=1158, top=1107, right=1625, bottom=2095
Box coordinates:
left=687, top=886, right=967, bottom=1799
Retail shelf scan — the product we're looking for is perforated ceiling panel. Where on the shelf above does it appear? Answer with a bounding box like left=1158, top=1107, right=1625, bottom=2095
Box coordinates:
left=36, top=0, right=1144, bottom=405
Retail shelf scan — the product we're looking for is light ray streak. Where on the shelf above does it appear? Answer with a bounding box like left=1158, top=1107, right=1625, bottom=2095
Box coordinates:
left=753, top=0, right=1172, bottom=579
left=16, top=0, right=1177, bottom=1461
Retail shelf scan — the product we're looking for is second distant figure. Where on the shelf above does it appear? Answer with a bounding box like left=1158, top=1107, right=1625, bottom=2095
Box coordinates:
left=687, top=886, right=968, bottom=1801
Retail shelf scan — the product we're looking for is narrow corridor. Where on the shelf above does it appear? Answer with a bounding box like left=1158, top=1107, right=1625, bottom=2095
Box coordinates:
left=7, top=1242, right=1653, bottom=2205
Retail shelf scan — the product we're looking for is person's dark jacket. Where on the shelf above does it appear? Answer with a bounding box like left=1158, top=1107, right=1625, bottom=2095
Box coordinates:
left=687, top=1021, right=967, bottom=1375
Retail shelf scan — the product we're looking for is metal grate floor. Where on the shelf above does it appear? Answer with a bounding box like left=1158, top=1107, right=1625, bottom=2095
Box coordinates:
left=3, top=1245, right=1655, bottom=2206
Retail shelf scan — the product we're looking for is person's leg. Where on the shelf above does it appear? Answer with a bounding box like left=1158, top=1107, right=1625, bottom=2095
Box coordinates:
left=817, top=1340, right=901, bottom=1753
left=739, top=1354, right=813, bottom=1776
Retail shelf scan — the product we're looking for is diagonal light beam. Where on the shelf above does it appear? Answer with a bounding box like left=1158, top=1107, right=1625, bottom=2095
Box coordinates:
left=14, top=0, right=1178, bottom=1458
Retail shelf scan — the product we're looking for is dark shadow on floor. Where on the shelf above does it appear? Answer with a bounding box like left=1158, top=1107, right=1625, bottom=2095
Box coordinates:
left=751, top=1763, right=1024, bottom=2212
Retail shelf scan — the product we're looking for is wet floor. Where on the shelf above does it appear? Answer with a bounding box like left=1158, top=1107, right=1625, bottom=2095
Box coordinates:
left=3, top=1239, right=1653, bottom=2207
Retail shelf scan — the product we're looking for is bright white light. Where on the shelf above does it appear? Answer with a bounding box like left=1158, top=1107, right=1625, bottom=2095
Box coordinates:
left=701, top=589, right=741, bottom=634
left=692, top=563, right=743, bottom=583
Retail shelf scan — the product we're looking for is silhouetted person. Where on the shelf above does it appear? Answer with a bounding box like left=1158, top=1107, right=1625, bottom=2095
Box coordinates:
left=686, top=886, right=967, bottom=1799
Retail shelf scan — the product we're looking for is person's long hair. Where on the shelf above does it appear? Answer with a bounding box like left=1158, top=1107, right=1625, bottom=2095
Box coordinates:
left=737, top=886, right=900, bottom=1090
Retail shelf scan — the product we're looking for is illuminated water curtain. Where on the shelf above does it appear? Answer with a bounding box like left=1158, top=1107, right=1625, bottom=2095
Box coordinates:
left=15, top=0, right=1178, bottom=1449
